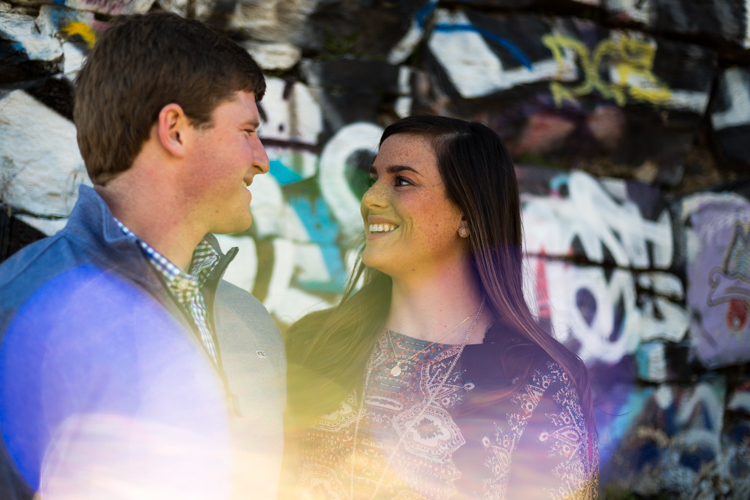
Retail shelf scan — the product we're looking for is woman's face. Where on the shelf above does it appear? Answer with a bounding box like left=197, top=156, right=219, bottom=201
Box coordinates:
left=360, top=133, right=466, bottom=278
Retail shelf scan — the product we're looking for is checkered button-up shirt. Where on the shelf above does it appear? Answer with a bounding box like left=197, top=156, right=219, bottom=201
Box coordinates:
left=117, top=221, right=221, bottom=366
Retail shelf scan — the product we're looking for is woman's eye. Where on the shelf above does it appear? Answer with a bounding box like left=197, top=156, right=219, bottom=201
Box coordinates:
left=367, top=176, right=377, bottom=187
left=394, top=176, right=411, bottom=187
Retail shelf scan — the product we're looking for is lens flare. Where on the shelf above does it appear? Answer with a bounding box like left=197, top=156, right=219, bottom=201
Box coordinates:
left=0, top=265, right=232, bottom=499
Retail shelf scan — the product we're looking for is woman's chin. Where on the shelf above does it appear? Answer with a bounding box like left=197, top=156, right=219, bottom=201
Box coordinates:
left=361, top=251, right=392, bottom=276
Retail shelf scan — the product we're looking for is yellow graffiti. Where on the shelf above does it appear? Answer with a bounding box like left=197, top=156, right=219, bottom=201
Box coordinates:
left=62, top=21, right=97, bottom=48
left=542, top=33, right=671, bottom=107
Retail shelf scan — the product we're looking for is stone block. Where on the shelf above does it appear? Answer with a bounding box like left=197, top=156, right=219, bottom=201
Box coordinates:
left=12, top=0, right=151, bottom=14
left=425, top=10, right=576, bottom=99
left=523, top=255, right=688, bottom=367
left=36, top=5, right=106, bottom=79
left=62, top=0, right=154, bottom=15
left=0, top=10, right=62, bottom=84
left=302, top=59, right=402, bottom=130
left=241, top=41, right=301, bottom=71
left=259, top=77, right=323, bottom=184
left=424, top=11, right=715, bottom=109
left=24, top=77, right=75, bottom=122
left=223, top=0, right=319, bottom=44
left=678, top=188, right=750, bottom=369
left=600, top=376, right=727, bottom=499
left=418, top=14, right=715, bottom=186
left=634, top=340, right=694, bottom=383
left=518, top=167, right=673, bottom=270
left=292, top=0, right=430, bottom=60
left=14, top=214, right=67, bottom=237
left=727, top=378, right=750, bottom=416
left=716, top=411, right=750, bottom=499
left=165, top=0, right=425, bottom=60
left=0, top=209, right=46, bottom=263
left=591, top=380, right=647, bottom=474
left=710, top=67, right=750, bottom=166
left=0, top=90, right=90, bottom=218
left=215, top=232, right=347, bottom=325
left=606, top=0, right=750, bottom=48
left=246, top=236, right=338, bottom=324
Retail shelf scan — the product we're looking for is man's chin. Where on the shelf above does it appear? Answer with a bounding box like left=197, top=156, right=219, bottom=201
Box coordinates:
left=211, top=214, right=253, bottom=235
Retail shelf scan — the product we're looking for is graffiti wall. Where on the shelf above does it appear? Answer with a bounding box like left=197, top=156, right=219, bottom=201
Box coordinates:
left=1, top=0, right=750, bottom=497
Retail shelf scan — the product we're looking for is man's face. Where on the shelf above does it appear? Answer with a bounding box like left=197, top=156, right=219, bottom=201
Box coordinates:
left=185, top=90, right=269, bottom=234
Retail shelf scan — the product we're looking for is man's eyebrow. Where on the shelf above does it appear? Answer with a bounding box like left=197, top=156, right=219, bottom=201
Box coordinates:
left=368, top=165, right=422, bottom=176
left=242, top=119, right=261, bottom=128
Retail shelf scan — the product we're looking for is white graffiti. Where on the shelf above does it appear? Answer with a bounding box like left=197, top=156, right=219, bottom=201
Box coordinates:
left=605, top=0, right=653, bottom=25
left=0, top=10, right=62, bottom=62
left=318, top=122, right=383, bottom=240
left=711, top=67, right=750, bottom=131
left=427, top=9, right=576, bottom=99
left=0, top=90, right=90, bottom=218
left=521, top=171, right=688, bottom=364
left=522, top=171, right=673, bottom=269
left=259, top=77, right=323, bottom=181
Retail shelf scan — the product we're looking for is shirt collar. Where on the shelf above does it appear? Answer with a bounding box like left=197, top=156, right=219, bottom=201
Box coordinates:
left=115, top=220, right=221, bottom=294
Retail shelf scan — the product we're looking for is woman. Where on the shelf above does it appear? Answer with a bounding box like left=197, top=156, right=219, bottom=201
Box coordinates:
left=285, top=116, right=599, bottom=499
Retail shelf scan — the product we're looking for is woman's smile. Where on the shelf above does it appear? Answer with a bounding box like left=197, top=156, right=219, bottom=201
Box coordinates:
left=367, top=216, right=401, bottom=237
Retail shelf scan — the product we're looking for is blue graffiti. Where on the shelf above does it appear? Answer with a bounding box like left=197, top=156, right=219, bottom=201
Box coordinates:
left=287, top=196, right=348, bottom=293
left=549, top=173, right=570, bottom=195
left=269, top=159, right=303, bottom=185
left=415, top=0, right=533, bottom=70
left=415, top=0, right=437, bottom=27
left=433, top=25, right=532, bottom=70
left=596, top=385, right=652, bottom=469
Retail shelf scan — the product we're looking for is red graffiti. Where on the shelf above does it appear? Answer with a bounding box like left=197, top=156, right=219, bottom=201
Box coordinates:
left=725, top=298, right=749, bottom=333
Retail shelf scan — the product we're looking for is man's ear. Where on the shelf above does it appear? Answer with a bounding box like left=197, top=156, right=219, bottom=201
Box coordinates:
left=157, top=103, right=191, bottom=159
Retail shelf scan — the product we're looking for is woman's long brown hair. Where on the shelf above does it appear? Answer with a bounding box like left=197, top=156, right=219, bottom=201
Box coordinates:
left=285, top=115, right=595, bottom=436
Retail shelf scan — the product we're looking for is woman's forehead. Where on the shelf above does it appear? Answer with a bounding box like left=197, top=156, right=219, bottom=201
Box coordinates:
left=375, top=135, right=437, bottom=168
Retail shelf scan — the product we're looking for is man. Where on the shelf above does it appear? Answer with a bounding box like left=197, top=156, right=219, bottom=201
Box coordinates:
left=0, top=13, right=284, bottom=499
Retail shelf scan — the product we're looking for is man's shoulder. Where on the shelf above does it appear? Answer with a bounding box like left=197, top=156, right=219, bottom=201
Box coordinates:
left=0, top=231, right=78, bottom=297
left=214, top=280, right=281, bottom=342
left=215, top=279, right=271, bottom=317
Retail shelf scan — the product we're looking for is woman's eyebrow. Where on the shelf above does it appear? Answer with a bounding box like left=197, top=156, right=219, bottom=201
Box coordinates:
left=369, top=165, right=423, bottom=176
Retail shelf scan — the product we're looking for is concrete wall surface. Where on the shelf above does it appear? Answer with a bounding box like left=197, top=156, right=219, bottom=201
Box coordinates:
left=1, top=0, right=749, bottom=497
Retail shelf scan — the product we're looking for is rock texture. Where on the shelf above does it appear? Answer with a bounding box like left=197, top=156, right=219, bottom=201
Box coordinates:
left=1, top=0, right=750, bottom=497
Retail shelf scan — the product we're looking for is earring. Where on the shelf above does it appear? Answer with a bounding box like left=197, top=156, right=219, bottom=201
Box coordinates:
left=458, top=226, right=469, bottom=238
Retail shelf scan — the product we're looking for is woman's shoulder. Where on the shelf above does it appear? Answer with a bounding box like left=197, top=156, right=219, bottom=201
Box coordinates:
left=481, top=323, right=551, bottom=368
left=517, top=358, right=582, bottom=415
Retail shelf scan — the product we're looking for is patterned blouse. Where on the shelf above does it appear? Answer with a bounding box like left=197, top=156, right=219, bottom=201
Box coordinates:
left=291, top=325, right=599, bottom=499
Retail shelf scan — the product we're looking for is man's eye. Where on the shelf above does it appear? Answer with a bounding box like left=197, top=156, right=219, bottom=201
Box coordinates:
left=367, top=177, right=377, bottom=187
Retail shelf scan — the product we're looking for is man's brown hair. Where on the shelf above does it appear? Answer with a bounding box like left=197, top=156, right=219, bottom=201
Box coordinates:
left=74, top=12, right=266, bottom=185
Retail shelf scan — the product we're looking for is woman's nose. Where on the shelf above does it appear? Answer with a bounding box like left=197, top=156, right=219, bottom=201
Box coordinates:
left=361, top=180, right=389, bottom=209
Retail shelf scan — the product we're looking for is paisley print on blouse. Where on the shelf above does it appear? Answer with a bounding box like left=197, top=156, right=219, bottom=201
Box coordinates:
left=293, top=330, right=599, bottom=500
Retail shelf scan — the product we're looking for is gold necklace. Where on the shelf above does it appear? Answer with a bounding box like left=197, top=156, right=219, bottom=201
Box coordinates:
left=385, top=312, right=472, bottom=376
left=349, top=298, right=485, bottom=500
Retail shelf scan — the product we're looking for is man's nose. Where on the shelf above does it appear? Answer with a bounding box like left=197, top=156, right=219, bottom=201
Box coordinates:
left=253, top=135, right=270, bottom=174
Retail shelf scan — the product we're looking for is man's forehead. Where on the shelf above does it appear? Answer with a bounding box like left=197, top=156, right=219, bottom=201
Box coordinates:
left=220, top=90, right=260, bottom=123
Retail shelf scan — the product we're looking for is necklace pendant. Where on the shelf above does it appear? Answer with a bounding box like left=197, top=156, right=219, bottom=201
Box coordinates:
left=391, top=364, right=402, bottom=376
